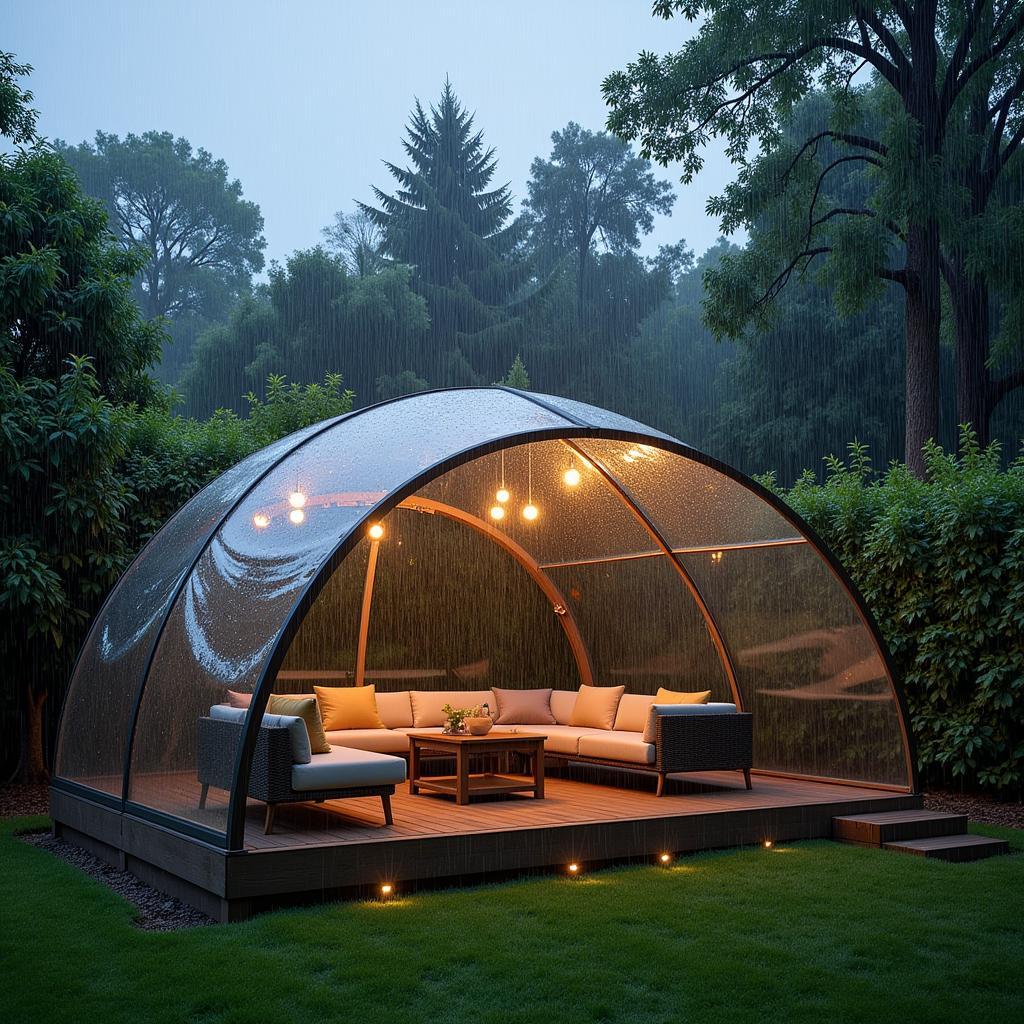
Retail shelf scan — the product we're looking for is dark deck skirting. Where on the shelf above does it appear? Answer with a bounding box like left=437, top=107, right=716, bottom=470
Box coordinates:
left=51, top=772, right=921, bottom=923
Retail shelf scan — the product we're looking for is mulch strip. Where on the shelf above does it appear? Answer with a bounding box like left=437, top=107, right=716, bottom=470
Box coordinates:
left=0, top=782, right=48, bottom=818
left=19, top=830, right=214, bottom=931
left=923, top=789, right=1024, bottom=830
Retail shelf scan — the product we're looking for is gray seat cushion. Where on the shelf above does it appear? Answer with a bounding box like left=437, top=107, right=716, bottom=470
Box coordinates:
left=290, top=745, right=407, bottom=792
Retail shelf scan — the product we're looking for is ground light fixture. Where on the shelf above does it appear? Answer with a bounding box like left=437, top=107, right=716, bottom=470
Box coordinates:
left=379, top=883, right=394, bottom=900
left=367, top=522, right=385, bottom=541
left=659, top=852, right=672, bottom=865
left=763, top=840, right=773, bottom=849
left=288, top=508, right=305, bottom=525
left=567, top=862, right=580, bottom=875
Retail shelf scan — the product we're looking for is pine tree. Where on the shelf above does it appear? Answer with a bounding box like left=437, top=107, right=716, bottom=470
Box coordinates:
left=362, top=81, right=531, bottom=384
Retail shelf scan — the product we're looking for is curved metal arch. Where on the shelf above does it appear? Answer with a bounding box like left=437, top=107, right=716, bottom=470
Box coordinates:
left=392, top=497, right=595, bottom=687
left=224, top=418, right=917, bottom=849
left=561, top=439, right=744, bottom=710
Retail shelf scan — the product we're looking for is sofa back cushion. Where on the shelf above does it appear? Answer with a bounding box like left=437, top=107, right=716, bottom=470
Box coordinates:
left=315, top=685, right=385, bottom=731
left=375, top=691, right=414, bottom=729
left=267, top=695, right=331, bottom=754
left=569, top=684, right=626, bottom=730
left=643, top=702, right=738, bottom=743
left=209, top=704, right=312, bottom=763
left=613, top=693, right=656, bottom=733
left=409, top=690, right=494, bottom=727
left=493, top=687, right=556, bottom=725
left=549, top=690, right=577, bottom=725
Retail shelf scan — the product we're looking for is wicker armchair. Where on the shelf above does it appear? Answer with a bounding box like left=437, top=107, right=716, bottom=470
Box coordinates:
left=196, top=716, right=398, bottom=834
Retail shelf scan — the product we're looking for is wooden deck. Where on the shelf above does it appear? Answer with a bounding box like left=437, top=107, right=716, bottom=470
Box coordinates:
left=52, top=767, right=922, bottom=922
left=240, top=768, right=897, bottom=849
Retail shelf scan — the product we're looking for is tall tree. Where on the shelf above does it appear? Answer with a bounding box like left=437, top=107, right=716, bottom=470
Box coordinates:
left=56, top=131, right=266, bottom=380
left=604, top=1, right=1024, bottom=475
left=361, top=80, right=532, bottom=383
left=0, top=59, right=164, bottom=780
left=523, top=122, right=675, bottom=313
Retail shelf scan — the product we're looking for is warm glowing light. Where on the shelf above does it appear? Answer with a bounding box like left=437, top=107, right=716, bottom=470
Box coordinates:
left=563, top=466, right=581, bottom=487
left=522, top=503, right=539, bottom=521
left=710, top=550, right=724, bottom=565
left=490, top=505, right=505, bottom=521
left=659, top=852, right=671, bottom=864
left=288, top=490, right=306, bottom=509
left=567, top=862, right=579, bottom=874
left=368, top=523, right=384, bottom=541
left=763, top=840, right=773, bottom=849
left=289, top=508, right=305, bottom=525
left=628, top=448, right=642, bottom=459
left=380, top=883, right=393, bottom=897
left=252, top=513, right=270, bottom=529
left=496, top=487, right=510, bottom=504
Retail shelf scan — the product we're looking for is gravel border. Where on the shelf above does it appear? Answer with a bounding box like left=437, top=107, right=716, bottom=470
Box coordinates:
left=19, top=830, right=214, bottom=931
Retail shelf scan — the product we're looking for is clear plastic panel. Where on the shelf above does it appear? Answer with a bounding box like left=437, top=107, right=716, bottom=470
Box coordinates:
left=681, top=544, right=908, bottom=786
left=363, top=508, right=579, bottom=690
left=417, top=440, right=659, bottom=564
left=54, top=419, right=336, bottom=795
left=546, top=555, right=729, bottom=697
left=127, top=390, right=570, bottom=831
left=576, top=439, right=801, bottom=549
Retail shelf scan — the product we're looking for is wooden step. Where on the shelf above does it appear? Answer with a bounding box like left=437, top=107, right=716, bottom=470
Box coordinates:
left=833, top=810, right=968, bottom=846
left=883, top=834, right=1010, bottom=862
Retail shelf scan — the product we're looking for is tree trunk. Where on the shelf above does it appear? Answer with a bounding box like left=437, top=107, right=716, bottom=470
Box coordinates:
left=949, top=266, right=992, bottom=444
left=18, top=685, right=49, bottom=785
left=903, top=221, right=942, bottom=477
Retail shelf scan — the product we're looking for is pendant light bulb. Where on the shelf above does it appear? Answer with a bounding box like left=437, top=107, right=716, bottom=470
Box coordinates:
left=496, top=487, right=510, bottom=504
left=563, top=466, right=581, bottom=487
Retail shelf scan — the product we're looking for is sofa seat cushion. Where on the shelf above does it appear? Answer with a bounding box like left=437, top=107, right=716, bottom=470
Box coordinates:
left=290, top=746, right=406, bottom=792
left=578, top=731, right=656, bottom=765
left=409, top=690, right=495, bottom=727
left=530, top=724, right=605, bottom=755
left=325, top=729, right=411, bottom=754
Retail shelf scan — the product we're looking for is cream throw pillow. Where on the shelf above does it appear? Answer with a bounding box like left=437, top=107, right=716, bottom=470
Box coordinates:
left=569, top=684, right=625, bottom=730
left=314, top=685, right=385, bottom=731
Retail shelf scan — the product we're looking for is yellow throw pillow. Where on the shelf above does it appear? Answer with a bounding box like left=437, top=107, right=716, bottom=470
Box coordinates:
left=267, top=695, right=331, bottom=754
left=569, top=684, right=626, bottom=730
left=315, top=685, right=386, bottom=731
left=654, top=687, right=711, bottom=705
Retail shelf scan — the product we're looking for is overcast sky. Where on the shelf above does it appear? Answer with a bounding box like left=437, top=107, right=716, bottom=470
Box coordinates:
left=8, top=1, right=733, bottom=268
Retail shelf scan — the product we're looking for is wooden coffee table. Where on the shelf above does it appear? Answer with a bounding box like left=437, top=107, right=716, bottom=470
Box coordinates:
left=407, top=731, right=546, bottom=805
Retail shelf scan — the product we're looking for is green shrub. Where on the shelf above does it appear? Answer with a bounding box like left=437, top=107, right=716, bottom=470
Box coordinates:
left=766, top=429, right=1024, bottom=795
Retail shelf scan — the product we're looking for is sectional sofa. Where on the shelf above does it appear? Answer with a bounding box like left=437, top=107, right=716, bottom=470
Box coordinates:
left=199, top=686, right=753, bottom=831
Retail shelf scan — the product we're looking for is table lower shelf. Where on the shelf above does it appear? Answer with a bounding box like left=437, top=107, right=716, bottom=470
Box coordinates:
left=412, top=772, right=541, bottom=799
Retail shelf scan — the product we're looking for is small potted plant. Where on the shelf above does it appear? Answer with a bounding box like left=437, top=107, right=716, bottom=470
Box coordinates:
left=441, top=703, right=471, bottom=734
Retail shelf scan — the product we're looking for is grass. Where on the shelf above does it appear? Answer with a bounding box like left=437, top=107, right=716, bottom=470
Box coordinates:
left=3, top=817, right=1023, bottom=1024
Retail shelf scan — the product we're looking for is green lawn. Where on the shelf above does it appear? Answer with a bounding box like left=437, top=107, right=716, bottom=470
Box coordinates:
left=3, top=817, right=1023, bottom=1024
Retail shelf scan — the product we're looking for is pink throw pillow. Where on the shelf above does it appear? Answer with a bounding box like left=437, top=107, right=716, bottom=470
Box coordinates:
left=493, top=687, right=556, bottom=725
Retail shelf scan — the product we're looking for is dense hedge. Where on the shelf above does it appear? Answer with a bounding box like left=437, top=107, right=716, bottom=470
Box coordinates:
left=765, top=431, right=1024, bottom=796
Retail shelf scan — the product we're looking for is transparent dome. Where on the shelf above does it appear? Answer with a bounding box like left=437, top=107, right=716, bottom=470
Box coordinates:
left=54, top=387, right=913, bottom=849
